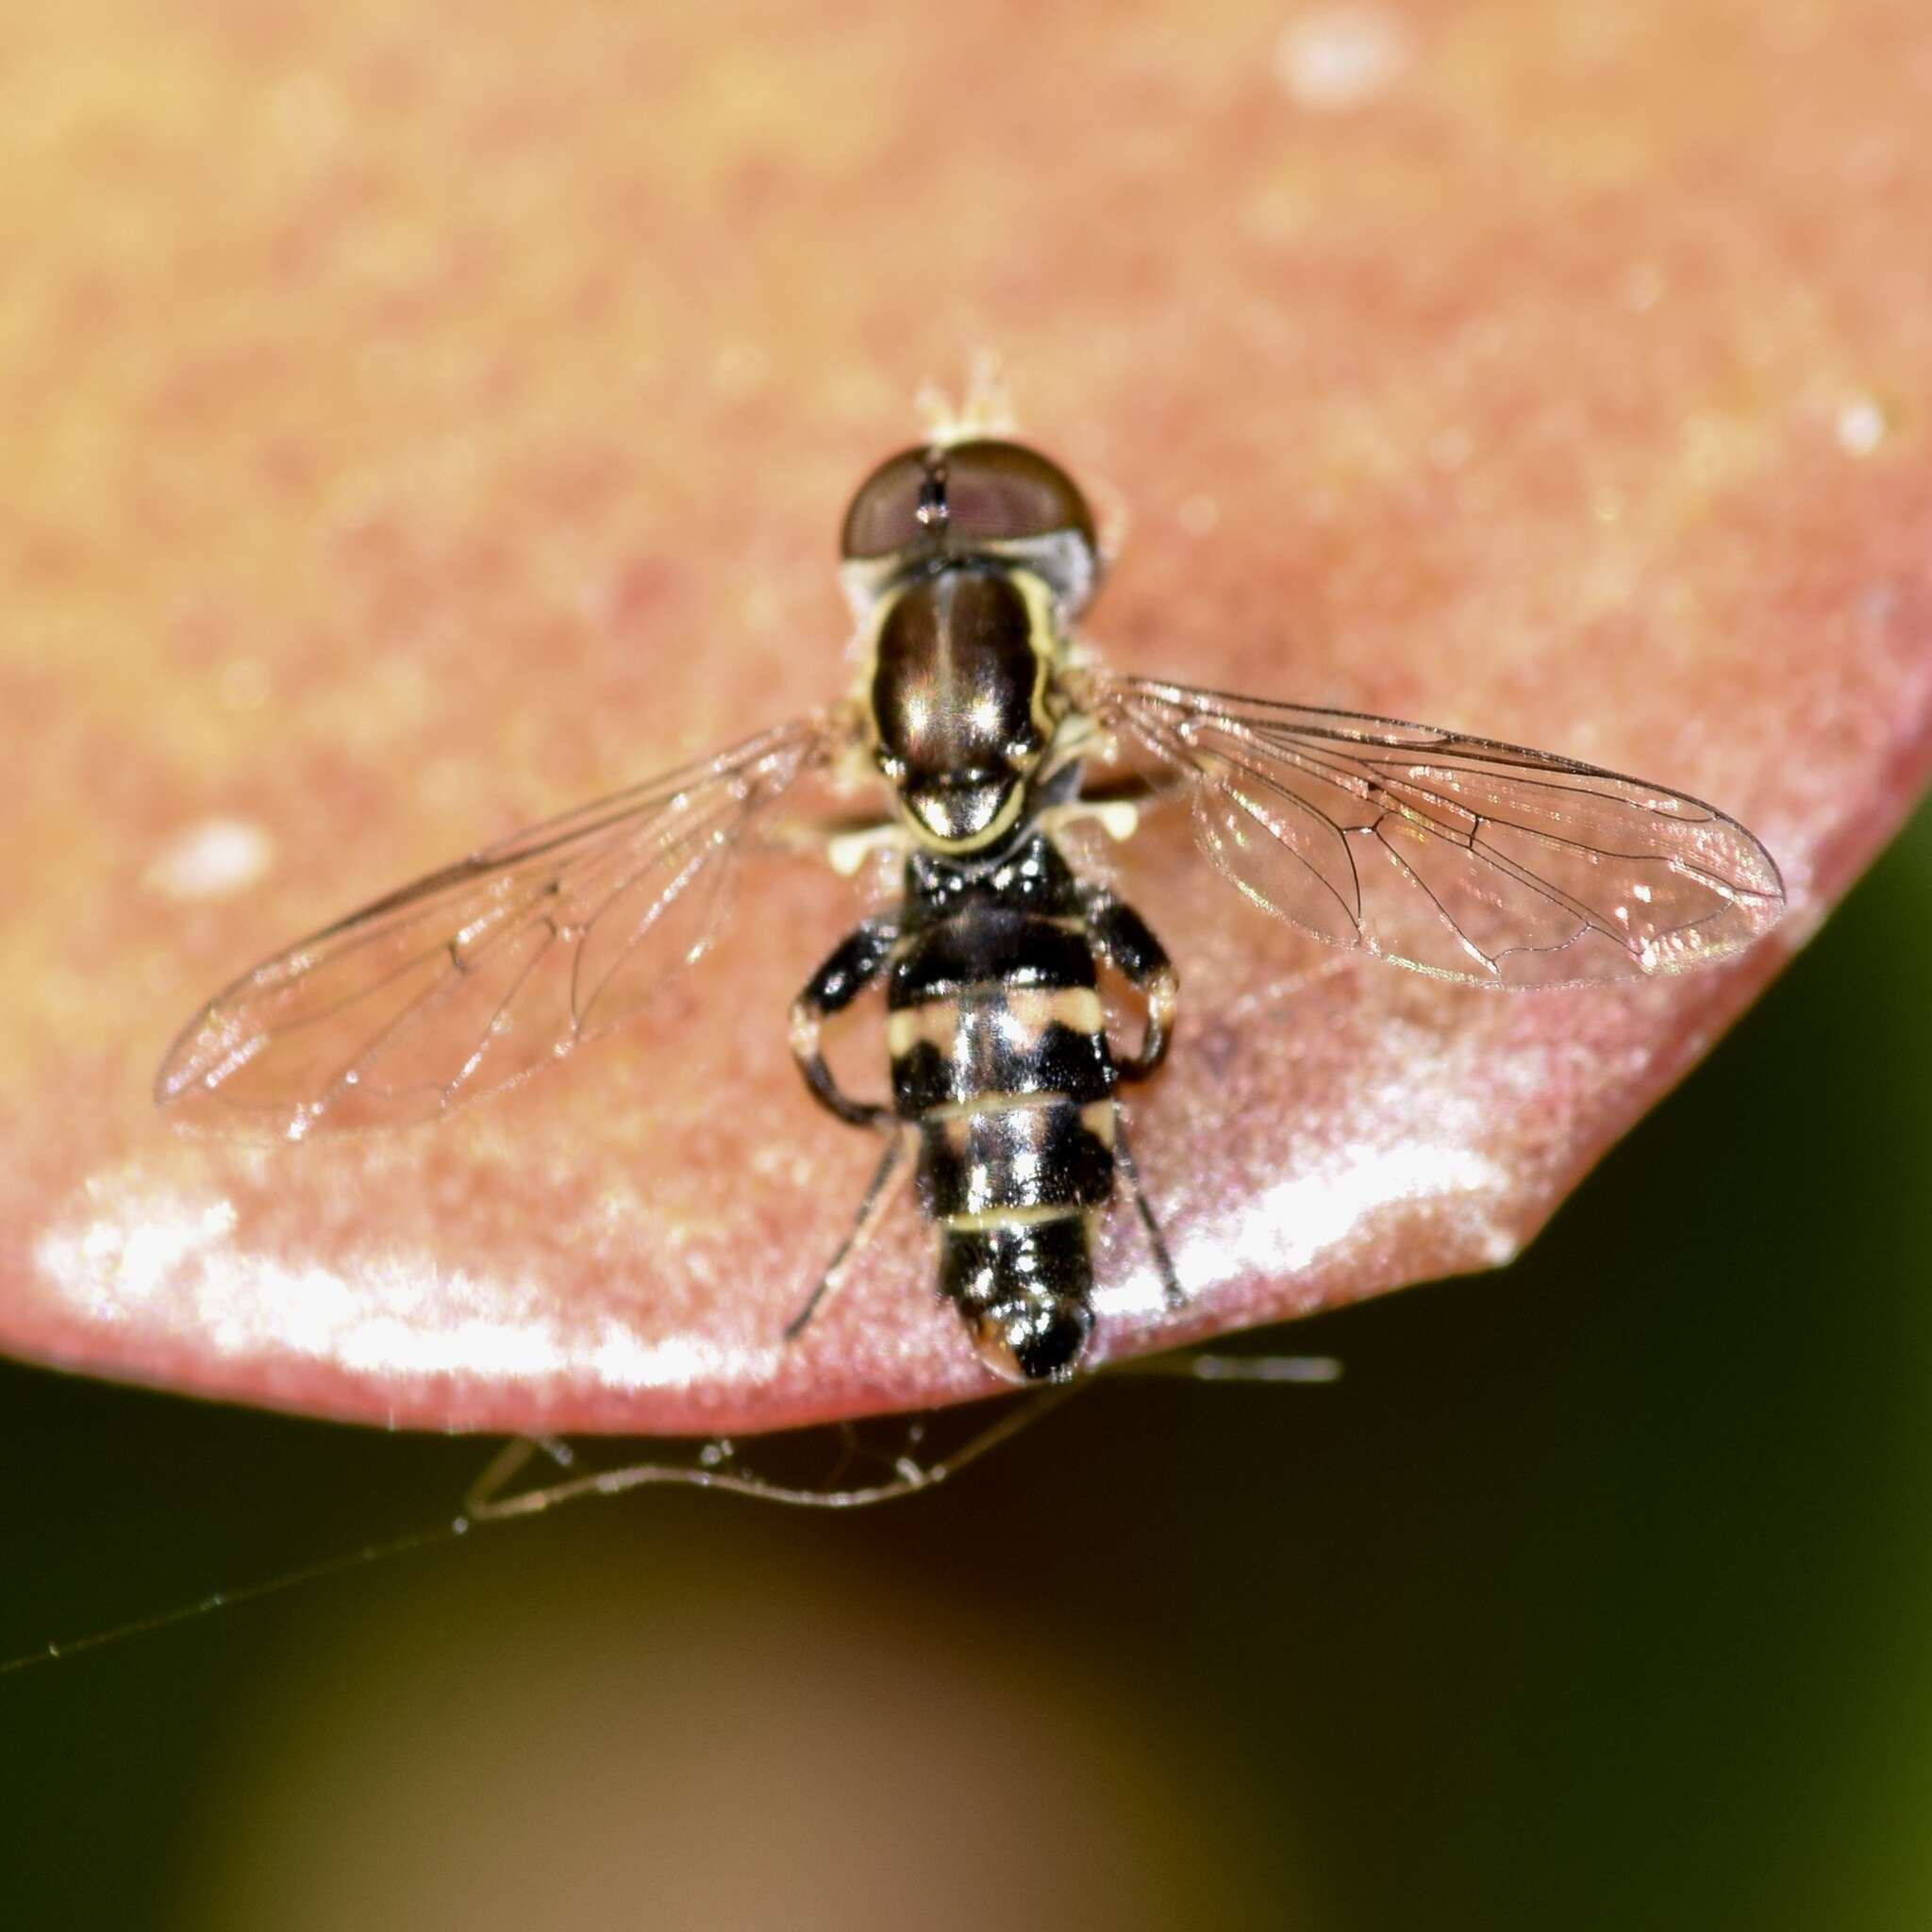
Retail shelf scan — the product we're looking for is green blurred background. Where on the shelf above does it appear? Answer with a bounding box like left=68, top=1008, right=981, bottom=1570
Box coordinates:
left=4, top=796, right=1928, bottom=1930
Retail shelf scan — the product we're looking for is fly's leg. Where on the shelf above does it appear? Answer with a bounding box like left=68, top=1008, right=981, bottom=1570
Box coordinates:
left=1113, top=1108, right=1185, bottom=1310
left=1080, top=886, right=1177, bottom=1081
left=759, top=813, right=910, bottom=878
left=786, top=915, right=909, bottom=1339
left=789, top=915, right=900, bottom=1129
left=1114, top=1351, right=1343, bottom=1384
left=451, top=1393, right=1072, bottom=1523
left=1081, top=887, right=1183, bottom=1306
left=1031, top=796, right=1142, bottom=846
left=783, top=1127, right=914, bottom=1341
left=463, top=1437, right=576, bottom=1521
left=824, top=822, right=911, bottom=878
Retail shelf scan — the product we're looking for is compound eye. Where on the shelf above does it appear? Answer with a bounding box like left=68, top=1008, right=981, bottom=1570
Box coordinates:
left=840, top=440, right=1097, bottom=562
left=940, top=440, right=1096, bottom=549
left=840, top=448, right=935, bottom=562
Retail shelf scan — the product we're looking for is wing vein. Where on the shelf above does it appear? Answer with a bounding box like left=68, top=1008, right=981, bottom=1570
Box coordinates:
left=1092, top=672, right=1784, bottom=987
left=158, top=714, right=845, bottom=1135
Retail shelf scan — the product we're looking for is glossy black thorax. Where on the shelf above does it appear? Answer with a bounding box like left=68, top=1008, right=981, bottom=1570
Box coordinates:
left=869, top=562, right=1048, bottom=848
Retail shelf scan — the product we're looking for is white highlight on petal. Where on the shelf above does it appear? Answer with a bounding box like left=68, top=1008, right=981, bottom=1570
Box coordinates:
left=1835, top=395, right=1887, bottom=457
left=1092, top=1120, right=1513, bottom=1326
left=53, top=1192, right=239, bottom=1306
left=1274, top=7, right=1411, bottom=112
left=1201, top=1138, right=1511, bottom=1286
left=33, top=1180, right=770, bottom=1394
left=1177, top=493, right=1221, bottom=536
left=146, top=818, right=273, bottom=901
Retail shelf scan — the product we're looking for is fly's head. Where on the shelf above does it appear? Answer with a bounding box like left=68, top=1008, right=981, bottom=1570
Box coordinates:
left=839, top=436, right=1102, bottom=620
left=845, top=439, right=1100, bottom=855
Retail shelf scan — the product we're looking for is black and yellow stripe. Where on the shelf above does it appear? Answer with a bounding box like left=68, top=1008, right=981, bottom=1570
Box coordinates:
left=885, top=885, right=1117, bottom=1380
left=788, top=827, right=1176, bottom=1384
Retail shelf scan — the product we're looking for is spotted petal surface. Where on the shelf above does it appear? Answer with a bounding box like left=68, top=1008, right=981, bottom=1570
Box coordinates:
left=2, top=0, right=1930, bottom=1434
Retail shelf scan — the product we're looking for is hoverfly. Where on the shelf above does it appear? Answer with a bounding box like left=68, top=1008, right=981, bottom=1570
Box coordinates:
left=157, top=432, right=1787, bottom=1384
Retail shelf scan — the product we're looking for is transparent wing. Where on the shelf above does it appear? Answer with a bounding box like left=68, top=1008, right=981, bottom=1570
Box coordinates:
left=157, top=716, right=842, bottom=1137
left=1085, top=674, right=1785, bottom=987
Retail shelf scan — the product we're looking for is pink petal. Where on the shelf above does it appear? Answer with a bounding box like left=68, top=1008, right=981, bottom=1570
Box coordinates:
left=3, top=3, right=1930, bottom=1435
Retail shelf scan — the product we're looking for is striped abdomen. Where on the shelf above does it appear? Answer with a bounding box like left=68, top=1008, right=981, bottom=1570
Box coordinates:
left=887, top=906, right=1116, bottom=1382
